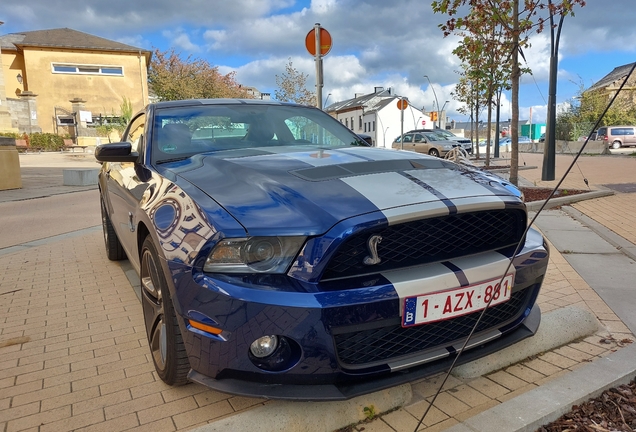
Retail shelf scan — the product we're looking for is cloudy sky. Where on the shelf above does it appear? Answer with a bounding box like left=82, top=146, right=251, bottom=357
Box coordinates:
left=2, top=0, right=635, bottom=123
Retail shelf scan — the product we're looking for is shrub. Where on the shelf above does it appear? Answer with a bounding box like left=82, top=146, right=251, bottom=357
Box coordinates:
left=28, top=133, right=65, bottom=151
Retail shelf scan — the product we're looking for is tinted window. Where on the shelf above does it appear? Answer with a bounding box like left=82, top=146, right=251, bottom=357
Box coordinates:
left=611, top=128, right=634, bottom=136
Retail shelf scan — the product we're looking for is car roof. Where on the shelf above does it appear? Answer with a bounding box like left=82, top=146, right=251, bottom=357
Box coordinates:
left=151, top=98, right=305, bottom=109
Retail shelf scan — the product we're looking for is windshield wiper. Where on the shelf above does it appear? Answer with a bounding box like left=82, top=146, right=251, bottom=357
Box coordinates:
left=155, top=156, right=193, bottom=164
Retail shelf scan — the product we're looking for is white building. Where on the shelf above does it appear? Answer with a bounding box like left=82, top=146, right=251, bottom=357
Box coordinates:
left=325, top=87, right=430, bottom=148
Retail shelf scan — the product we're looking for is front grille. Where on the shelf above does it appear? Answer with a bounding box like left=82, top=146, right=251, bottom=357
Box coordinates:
left=333, top=288, right=530, bottom=366
left=322, top=209, right=525, bottom=280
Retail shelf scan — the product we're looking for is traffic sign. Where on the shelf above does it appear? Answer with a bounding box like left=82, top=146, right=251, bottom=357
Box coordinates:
left=305, top=27, right=332, bottom=56
left=397, top=99, right=408, bottom=110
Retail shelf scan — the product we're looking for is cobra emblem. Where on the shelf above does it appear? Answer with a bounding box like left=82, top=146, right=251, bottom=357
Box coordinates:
left=363, top=235, right=382, bottom=266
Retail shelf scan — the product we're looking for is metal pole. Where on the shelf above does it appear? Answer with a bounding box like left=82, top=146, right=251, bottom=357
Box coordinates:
left=542, top=1, right=564, bottom=181
left=400, top=98, right=405, bottom=150
left=314, top=23, right=323, bottom=110
left=424, top=75, right=440, bottom=129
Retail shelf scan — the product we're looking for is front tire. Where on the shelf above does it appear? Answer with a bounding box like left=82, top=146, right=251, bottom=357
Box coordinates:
left=612, top=141, right=622, bottom=149
left=100, top=198, right=126, bottom=261
left=429, top=148, right=440, bottom=157
left=140, top=236, right=190, bottom=386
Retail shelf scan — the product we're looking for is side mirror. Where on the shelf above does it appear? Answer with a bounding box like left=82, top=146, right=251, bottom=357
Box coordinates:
left=94, top=142, right=139, bottom=163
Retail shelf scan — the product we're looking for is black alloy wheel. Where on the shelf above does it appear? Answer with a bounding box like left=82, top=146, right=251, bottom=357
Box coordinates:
left=140, top=236, right=190, bottom=386
left=100, top=198, right=126, bottom=261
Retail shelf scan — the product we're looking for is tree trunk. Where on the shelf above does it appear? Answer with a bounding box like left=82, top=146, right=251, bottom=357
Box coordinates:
left=509, top=0, right=520, bottom=186
left=486, top=88, right=493, bottom=167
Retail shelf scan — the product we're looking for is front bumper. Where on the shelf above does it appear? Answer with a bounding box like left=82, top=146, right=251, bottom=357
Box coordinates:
left=167, top=226, right=548, bottom=400
left=188, top=304, right=541, bottom=400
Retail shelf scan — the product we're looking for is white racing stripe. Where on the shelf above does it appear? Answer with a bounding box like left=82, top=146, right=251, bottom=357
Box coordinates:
left=383, top=263, right=459, bottom=316
left=382, top=201, right=449, bottom=225
left=448, top=251, right=514, bottom=286
left=405, top=169, right=500, bottom=200
left=342, top=172, right=439, bottom=210
left=384, top=251, right=515, bottom=316
left=449, top=196, right=507, bottom=213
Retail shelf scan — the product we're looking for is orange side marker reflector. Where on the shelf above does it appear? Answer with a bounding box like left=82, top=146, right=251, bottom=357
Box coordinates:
left=188, top=320, right=223, bottom=335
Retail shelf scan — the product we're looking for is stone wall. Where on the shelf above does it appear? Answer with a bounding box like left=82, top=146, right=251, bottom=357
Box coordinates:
left=519, top=140, right=610, bottom=155
left=6, top=97, right=41, bottom=134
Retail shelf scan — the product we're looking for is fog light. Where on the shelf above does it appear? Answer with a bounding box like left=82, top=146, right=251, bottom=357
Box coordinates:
left=250, top=335, right=278, bottom=358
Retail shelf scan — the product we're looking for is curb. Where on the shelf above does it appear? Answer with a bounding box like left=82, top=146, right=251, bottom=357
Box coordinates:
left=445, top=342, right=636, bottom=432
left=525, top=189, right=614, bottom=212
left=191, top=384, right=412, bottom=432
left=453, top=306, right=601, bottom=379
left=562, top=205, right=636, bottom=262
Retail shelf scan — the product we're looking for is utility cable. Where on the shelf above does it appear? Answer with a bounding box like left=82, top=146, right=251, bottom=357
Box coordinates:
left=413, top=61, right=636, bottom=432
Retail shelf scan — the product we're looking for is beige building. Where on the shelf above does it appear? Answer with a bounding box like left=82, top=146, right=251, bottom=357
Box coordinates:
left=0, top=27, right=151, bottom=135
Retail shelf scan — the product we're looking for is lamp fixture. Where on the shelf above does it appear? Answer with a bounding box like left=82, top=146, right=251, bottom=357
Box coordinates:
left=16, top=73, right=23, bottom=84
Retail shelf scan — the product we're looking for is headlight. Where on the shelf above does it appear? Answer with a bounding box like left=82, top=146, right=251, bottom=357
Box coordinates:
left=443, top=144, right=453, bottom=150
left=203, top=236, right=306, bottom=273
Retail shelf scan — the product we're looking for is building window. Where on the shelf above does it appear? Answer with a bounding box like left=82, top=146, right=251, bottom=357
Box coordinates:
left=345, top=118, right=349, bottom=128
left=359, top=116, right=362, bottom=129
left=52, top=64, right=124, bottom=76
left=351, top=117, right=354, bottom=130
left=373, top=121, right=375, bottom=131
left=364, top=123, right=367, bottom=133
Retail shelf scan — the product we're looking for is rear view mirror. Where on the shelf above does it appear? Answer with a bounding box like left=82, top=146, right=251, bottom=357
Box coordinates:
left=95, top=142, right=139, bottom=163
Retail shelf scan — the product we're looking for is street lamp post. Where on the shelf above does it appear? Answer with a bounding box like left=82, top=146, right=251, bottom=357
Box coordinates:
left=424, top=75, right=440, bottom=129
left=383, top=127, right=390, bottom=148
left=324, top=93, right=332, bottom=109
left=440, top=100, right=450, bottom=129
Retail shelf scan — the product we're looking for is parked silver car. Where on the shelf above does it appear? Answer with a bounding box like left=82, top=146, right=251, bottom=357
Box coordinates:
left=408, top=129, right=472, bottom=153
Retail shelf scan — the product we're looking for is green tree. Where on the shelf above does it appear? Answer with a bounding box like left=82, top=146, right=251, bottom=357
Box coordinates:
left=148, top=48, right=250, bottom=101
left=275, top=58, right=316, bottom=106
left=556, top=81, right=636, bottom=140
left=432, top=0, right=586, bottom=184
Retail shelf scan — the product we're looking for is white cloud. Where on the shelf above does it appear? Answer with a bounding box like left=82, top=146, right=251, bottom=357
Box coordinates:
left=162, top=30, right=201, bottom=53
left=1, top=0, right=634, bottom=122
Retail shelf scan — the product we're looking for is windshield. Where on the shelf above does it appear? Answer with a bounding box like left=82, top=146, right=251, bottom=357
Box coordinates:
left=151, top=103, right=367, bottom=163
left=435, top=130, right=455, bottom=139
left=423, top=132, right=445, bottom=142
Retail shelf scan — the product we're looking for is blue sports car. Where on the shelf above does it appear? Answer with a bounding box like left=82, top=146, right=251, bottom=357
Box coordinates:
left=96, top=99, right=549, bottom=400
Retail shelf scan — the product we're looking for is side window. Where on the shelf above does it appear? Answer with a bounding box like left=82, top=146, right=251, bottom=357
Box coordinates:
left=124, top=114, right=145, bottom=153
left=403, top=134, right=413, bottom=143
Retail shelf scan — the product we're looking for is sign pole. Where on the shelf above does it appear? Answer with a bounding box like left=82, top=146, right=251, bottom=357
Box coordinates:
left=400, top=99, right=404, bottom=150
left=314, top=23, right=323, bottom=110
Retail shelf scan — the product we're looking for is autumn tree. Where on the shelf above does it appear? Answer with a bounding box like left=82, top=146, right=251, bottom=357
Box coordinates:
left=432, top=0, right=586, bottom=185
left=275, top=58, right=316, bottom=106
left=556, top=81, right=636, bottom=140
left=148, top=48, right=250, bottom=101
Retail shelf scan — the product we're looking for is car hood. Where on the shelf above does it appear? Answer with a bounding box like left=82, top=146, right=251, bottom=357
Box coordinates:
left=159, top=146, right=520, bottom=236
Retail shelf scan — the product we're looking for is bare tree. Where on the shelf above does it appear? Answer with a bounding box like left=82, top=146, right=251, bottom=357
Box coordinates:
left=275, top=58, right=316, bottom=106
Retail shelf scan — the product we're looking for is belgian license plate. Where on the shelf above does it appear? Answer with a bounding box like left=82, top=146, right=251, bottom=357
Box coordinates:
left=402, top=274, right=514, bottom=327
